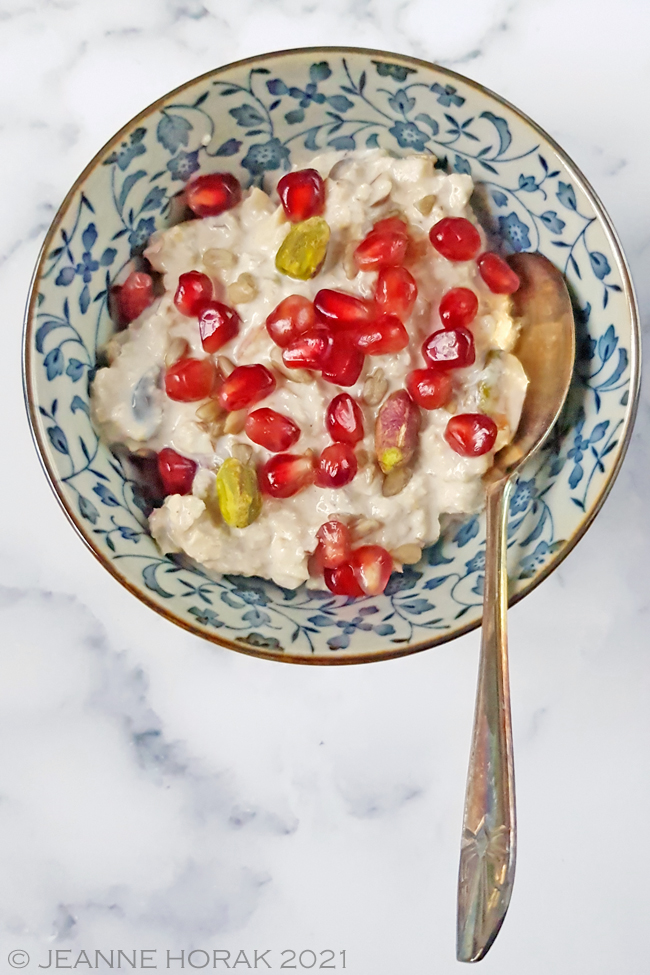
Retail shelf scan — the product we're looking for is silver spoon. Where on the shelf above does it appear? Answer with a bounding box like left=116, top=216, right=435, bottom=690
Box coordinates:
left=456, top=252, right=575, bottom=963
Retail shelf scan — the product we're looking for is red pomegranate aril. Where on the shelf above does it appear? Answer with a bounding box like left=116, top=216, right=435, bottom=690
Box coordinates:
left=314, top=289, right=376, bottom=329
left=324, top=562, right=364, bottom=597
left=321, top=335, right=365, bottom=387
left=245, top=408, right=300, bottom=453
left=198, top=301, right=240, bottom=353
left=174, top=270, right=214, bottom=317
left=477, top=252, right=521, bottom=294
left=326, top=393, right=364, bottom=444
left=439, top=287, right=479, bottom=329
left=444, top=413, right=498, bottom=456
left=316, top=520, right=352, bottom=569
left=407, top=368, right=454, bottom=410
left=218, top=364, right=276, bottom=412
left=375, top=266, right=418, bottom=319
left=266, top=294, right=316, bottom=348
left=422, top=327, right=475, bottom=370
left=354, top=230, right=409, bottom=270
left=258, top=453, right=315, bottom=498
left=351, top=545, right=393, bottom=596
left=315, top=442, right=358, bottom=488
left=282, top=326, right=332, bottom=370
left=372, top=216, right=409, bottom=236
left=186, top=173, right=242, bottom=217
left=165, top=357, right=217, bottom=402
left=429, top=217, right=481, bottom=262
left=114, top=271, right=154, bottom=325
left=354, top=314, right=409, bottom=356
left=277, top=168, right=326, bottom=222
left=157, top=447, right=197, bottom=496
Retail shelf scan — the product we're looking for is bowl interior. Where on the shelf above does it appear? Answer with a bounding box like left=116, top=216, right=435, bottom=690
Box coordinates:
left=24, top=48, right=639, bottom=663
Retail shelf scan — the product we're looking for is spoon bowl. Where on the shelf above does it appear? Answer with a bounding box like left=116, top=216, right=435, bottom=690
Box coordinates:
left=457, top=252, right=575, bottom=963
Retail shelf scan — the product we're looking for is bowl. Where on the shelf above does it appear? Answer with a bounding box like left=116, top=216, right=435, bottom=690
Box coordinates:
left=23, top=47, right=640, bottom=664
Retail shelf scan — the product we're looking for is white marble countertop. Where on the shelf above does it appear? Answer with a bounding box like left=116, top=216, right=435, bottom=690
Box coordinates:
left=2, top=2, right=649, bottom=972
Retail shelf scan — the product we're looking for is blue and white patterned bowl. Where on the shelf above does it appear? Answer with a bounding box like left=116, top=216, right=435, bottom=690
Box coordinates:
left=23, top=47, right=640, bottom=663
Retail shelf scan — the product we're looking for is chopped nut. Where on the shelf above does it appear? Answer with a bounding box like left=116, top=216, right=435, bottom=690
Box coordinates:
left=217, top=355, right=235, bottom=377
left=165, top=337, right=190, bottom=368
left=215, top=457, right=261, bottom=528
left=391, top=543, right=422, bottom=565
left=196, top=399, right=224, bottom=423
left=224, top=410, right=247, bottom=435
left=203, top=248, right=237, bottom=273
left=375, top=390, right=421, bottom=473
left=270, top=346, right=315, bottom=384
left=340, top=239, right=359, bottom=279
left=363, top=368, right=389, bottom=406
left=415, top=194, right=436, bottom=216
left=369, top=174, right=393, bottom=207
left=231, top=441, right=253, bottom=464
left=382, top=466, right=413, bottom=497
left=355, top=447, right=370, bottom=468
left=227, top=272, right=258, bottom=304
left=350, top=516, right=382, bottom=541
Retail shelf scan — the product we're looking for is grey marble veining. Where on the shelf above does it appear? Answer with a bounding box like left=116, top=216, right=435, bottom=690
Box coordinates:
left=2, top=1, right=649, bottom=972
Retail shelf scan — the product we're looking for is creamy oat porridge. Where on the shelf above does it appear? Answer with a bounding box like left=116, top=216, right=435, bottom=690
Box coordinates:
left=91, top=150, right=527, bottom=595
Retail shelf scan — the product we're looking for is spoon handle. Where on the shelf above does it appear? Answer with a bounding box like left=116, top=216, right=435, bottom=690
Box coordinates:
left=457, top=478, right=516, bottom=963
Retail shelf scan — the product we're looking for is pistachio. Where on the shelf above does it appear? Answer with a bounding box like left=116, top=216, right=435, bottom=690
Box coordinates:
left=391, top=543, right=422, bottom=565
left=226, top=272, right=258, bottom=304
left=382, top=466, right=413, bottom=497
left=203, top=248, right=237, bottom=273
left=215, top=457, right=262, bottom=528
left=275, top=216, right=330, bottom=280
left=363, top=368, right=389, bottom=406
left=165, top=337, right=190, bottom=368
left=374, top=390, right=421, bottom=474
left=224, top=410, right=247, bottom=435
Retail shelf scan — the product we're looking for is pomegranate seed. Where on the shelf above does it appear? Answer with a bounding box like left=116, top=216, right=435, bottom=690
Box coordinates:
left=324, top=562, right=364, bottom=597
left=439, top=287, right=478, bottom=329
left=326, top=393, right=364, bottom=444
left=375, top=266, right=418, bottom=319
left=157, top=447, right=197, bottom=496
left=266, top=294, right=316, bottom=348
left=321, top=335, right=365, bottom=387
left=315, top=442, right=358, bottom=488
left=174, top=271, right=213, bottom=317
left=354, top=314, right=409, bottom=355
left=218, top=364, right=276, bottom=412
left=429, top=217, right=481, bottom=262
left=316, top=520, right=352, bottom=569
left=245, top=408, right=300, bottom=452
left=165, top=357, right=217, bottom=402
left=282, top=326, right=332, bottom=370
left=277, top=168, right=325, bottom=222
left=186, top=173, right=242, bottom=217
left=113, top=271, right=154, bottom=325
left=258, top=452, right=315, bottom=498
left=198, top=301, right=240, bottom=353
left=477, top=252, right=520, bottom=294
left=351, top=545, right=393, bottom=596
left=422, top=327, right=475, bottom=370
left=354, top=230, right=408, bottom=270
left=372, top=216, right=409, bottom=236
left=444, top=413, right=498, bottom=456
left=314, top=289, right=376, bottom=329
left=407, top=368, right=454, bottom=410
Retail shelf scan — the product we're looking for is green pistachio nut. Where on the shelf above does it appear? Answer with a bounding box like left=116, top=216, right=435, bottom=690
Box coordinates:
left=275, top=216, right=330, bottom=280
left=215, top=457, right=262, bottom=528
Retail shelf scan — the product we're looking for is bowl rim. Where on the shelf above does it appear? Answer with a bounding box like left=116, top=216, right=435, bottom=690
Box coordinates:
left=22, top=45, right=641, bottom=666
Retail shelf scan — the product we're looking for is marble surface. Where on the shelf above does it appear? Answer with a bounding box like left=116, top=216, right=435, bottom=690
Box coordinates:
left=3, top=1, right=649, bottom=972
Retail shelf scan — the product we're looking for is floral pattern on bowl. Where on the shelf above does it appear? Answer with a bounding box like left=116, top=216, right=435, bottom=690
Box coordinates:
left=24, top=48, right=640, bottom=663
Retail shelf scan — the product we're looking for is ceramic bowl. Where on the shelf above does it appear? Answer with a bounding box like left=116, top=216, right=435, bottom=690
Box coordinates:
left=23, top=47, right=639, bottom=664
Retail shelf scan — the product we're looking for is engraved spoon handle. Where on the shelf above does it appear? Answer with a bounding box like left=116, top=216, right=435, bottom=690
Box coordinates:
left=457, top=477, right=516, bottom=963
